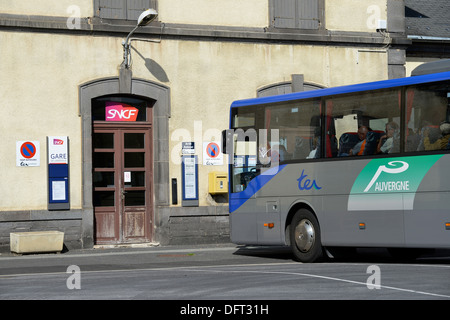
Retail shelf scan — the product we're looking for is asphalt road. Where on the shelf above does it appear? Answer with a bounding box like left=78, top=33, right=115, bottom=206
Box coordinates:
left=1, top=244, right=450, bottom=306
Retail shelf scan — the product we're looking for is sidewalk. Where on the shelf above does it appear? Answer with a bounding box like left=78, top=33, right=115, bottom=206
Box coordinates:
left=0, top=241, right=238, bottom=259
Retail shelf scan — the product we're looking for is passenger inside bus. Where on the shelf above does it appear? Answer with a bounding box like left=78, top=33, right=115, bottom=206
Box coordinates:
left=423, top=121, right=450, bottom=150
left=336, top=126, right=369, bottom=156
left=337, top=126, right=388, bottom=157
left=377, top=121, right=399, bottom=154
left=348, top=126, right=369, bottom=156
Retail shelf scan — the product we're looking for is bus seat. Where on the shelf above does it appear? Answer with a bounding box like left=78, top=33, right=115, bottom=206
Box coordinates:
left=363, top=130, right=384, bottom=155
left=338, top=132, right=359, bottom=156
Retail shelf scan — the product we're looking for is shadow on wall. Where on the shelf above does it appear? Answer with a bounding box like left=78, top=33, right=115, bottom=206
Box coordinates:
left=132, top=46, right=169, bottom=83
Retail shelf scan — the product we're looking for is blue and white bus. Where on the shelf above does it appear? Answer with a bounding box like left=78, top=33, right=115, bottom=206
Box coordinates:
left=224, top=60, right=450, bottom=262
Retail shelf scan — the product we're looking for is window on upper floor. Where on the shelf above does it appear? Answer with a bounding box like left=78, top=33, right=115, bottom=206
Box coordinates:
left=94, top=0, right=158, bottom=21
left=270, top=0, right=323, bottom=30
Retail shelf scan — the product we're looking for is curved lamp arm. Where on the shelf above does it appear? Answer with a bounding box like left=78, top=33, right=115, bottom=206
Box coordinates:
left=122, top=9, right=158, bottom=69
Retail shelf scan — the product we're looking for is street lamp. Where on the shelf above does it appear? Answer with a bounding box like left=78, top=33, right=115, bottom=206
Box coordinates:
left=122, top=9, right=158, bottom=69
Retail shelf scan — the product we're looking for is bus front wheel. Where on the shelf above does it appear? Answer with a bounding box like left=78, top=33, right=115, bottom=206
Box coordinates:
left=290, top=209, right=323, bottom=263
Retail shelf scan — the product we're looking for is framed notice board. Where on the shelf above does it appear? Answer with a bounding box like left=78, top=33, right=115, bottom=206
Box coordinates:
left=181, top=155, right=198, bottom=207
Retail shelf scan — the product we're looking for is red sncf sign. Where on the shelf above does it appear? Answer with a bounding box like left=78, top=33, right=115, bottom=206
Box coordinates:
left=105, top=102, right=139, bottom=122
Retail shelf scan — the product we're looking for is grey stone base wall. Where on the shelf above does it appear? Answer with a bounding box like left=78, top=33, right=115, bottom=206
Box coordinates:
left=156, top=205, right=230, bottom=246
left=168, top=215, right=230, bottom=245
left=0, top=206, right=230, bottom=252
left=0, top=210, right=83, bottom=252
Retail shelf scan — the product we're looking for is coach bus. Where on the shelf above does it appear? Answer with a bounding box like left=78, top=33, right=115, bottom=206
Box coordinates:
left=224, top=60, right=450, bottom=262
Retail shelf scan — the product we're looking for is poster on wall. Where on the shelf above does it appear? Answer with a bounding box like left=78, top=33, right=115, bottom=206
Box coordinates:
left=51, top=180, right=67, bottom=201
left=181, top=155, right=199, bottom=207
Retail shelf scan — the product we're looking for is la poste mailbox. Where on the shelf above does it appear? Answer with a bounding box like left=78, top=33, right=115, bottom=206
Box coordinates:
left=47, top=136, right=69, bottom=210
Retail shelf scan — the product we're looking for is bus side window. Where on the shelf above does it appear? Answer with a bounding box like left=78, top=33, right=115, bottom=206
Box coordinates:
left=406, top=84, right=450, bottom=152
left=326, top=88, right=401, bottom=158
left=266, top=100, right=321, bottom=161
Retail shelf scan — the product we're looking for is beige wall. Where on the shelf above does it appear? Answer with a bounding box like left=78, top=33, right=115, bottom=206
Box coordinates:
left=159, top=0, right=268, bottom=27
left=0, top=26, right=388, bottom=210
left=0, top=0, right=268, bottom=28
left=0, top=0, right=93, bottom=17
left=0, top=32, right=122, bottom=210
left=326, top=0, right=387, bottom=32
left=0, top=0, right=389, bottom=33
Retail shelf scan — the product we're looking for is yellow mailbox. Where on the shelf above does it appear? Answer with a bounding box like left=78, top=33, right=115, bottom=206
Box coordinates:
left=208, top=172, right=228, bottom=194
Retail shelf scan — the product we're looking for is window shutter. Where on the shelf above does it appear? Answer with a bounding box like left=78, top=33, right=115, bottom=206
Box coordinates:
left=96, top=0, right=127, bottom=20
left=273, top=0, right=320, bottom=30
left=126, top=0, right=151, bottom=21
left=96, top=0, right=158, bottom=21
left=273, top=0, right=296, bottom=29
left=297, top=0, right=319, bottom=29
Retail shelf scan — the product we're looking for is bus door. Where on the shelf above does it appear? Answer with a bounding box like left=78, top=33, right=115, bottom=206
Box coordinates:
left=228, top=130, right=259, bottom=244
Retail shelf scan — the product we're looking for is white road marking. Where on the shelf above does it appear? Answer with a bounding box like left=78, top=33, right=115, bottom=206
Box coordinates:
left=1, top=261, right=449, bottom=299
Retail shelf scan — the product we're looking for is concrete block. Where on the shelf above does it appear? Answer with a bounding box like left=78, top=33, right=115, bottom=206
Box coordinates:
left=10, top=231, right=64, bottom=254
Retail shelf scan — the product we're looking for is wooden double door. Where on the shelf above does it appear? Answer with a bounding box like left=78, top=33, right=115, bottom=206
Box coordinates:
left=93, top=125, right=153, bottom=244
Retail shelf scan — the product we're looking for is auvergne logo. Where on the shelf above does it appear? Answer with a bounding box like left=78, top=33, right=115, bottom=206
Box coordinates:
left=363, top=161, right=409, bottom=193
left=348, top=155, right=442, bottom=211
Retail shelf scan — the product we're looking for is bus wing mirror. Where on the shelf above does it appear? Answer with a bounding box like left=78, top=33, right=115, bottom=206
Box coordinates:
left=222, top=129, right=234, bottom=154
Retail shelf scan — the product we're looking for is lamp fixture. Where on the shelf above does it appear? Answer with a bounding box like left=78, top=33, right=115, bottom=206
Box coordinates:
left=122, top=9, right=158, bottom=69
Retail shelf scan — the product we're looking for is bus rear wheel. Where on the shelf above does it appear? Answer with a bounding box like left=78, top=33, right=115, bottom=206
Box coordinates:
left=290, top=208, right=323, bottom=263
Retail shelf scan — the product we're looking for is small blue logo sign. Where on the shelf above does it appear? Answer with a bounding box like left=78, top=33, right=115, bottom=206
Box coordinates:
left=297, top=169, right=322, bottom=191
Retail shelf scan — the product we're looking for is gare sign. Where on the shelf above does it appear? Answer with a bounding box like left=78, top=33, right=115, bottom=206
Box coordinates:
left=48, top=136, right=68, bottom=164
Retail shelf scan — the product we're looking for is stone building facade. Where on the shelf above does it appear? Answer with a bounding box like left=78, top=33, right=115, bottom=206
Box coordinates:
left=0, top=0, right=409, bottom=249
